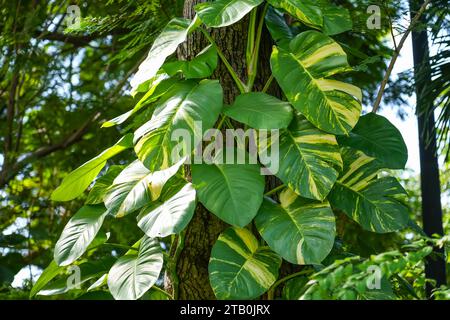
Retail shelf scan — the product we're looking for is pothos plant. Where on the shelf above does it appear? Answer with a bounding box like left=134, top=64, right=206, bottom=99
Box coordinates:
left=32, top=0, right=414, bottom=300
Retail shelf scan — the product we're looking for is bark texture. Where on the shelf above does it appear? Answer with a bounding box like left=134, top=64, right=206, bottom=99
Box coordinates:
left=168, top=0, right=281, bottom=300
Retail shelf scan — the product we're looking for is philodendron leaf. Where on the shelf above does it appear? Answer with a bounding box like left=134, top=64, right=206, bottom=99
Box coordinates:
left=328, top=148, right=409, bottom=233
left=337, top=113, right=408, bottom=169
left=51, top=134, right=133, bottom=202
left=107, top=236, right=163, bottom=300
left=54, top=205, right=107, bottom=266
left=134, top=79, right=223, bottom=171
left=267, top=0, right=323, bottom=29
left=224, top=92, right=293, bottom=129
left=192, top=149, right=265, bottom=227
left=104, top=159, right=184, bottom=217
left=130, top=17, right=200, bottom=93
left=209, top=227, right=281, bottom=300
left=86, top=165, right=124, bottom=205
left=137, top=183, right=196, bottom=238
left=255, top=188, right=336, bottom=265
left=163, top=45, right=218, bottom=79
left=259, top=115, right=342, bottom=200
left=195, top=0, right=264, bottom=28
left=270, top=31, right=362, bottom=135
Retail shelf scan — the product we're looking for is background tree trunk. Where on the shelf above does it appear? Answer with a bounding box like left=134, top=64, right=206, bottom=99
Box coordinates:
left=167, top=0, right=280, bottom=300
left=409, top=0, right=447, bottom=297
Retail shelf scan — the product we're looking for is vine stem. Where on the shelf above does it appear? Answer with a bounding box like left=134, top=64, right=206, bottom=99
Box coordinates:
left=262, top=75, right=274, bottom=93
left=267, top=270, right=313, bottom=300
left=200, top=28, right=246, bottom=94
left=247, top=3, right=269, bottom=91
left=264, top=184, right=285, bottom=196
left=372, top=0, right=431, bottom=113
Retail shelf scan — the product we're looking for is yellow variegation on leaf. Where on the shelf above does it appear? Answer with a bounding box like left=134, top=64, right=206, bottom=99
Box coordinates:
left=209, top=227, right=281, bottom=300
left=328, top=148, right=410, bottom=233
left=270, top=30, right=362, bottom=135
left=255, top=188, right=336, bottom=265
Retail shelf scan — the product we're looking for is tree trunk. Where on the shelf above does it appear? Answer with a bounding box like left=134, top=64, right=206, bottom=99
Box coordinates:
left=167, top=0, right=279, bottom=300
left=409, top=0, right=447, bottom=297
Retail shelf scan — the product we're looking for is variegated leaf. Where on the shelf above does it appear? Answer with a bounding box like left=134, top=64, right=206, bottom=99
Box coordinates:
left=54, top=205, right=107, bottom=266
left=259, top=115, right=342, bottom=201
left=134, top=79, right=223, bottom=171
left=255, top=188, right=336, bottom=265
left=209, top=227, right=281, bottom=300
left=270, top=30, right=362, bottom=135
left=107, top=237, right=163, bottom=300
left=130, top=17, right=200, bottom=93
left=104, top=159, right=184, bottom=217
left=195, top=0, right=264, bottom=28
left=137, top=183, right=196, bottom=238
left=328, top=148, right=409, bottom=233
left=337, top=113, right=408, bottom=169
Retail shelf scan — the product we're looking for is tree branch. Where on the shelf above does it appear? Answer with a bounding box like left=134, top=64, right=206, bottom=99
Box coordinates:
left=372, top=0, right=431, bottom=113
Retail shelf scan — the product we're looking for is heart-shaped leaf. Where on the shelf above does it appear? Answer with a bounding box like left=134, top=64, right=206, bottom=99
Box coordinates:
left=209, top=227, right=281, bottom=299
left=137, top=183, right=196, bottom=238
left=107, top=236, right=163, bottom=300
left=270, top=31, right=362, bottom=135
left=134, top=79, right=223, bottom=171
left=259, top=115, right=342, bottom=200
left=328, top=148, right=409, bottom=233
left=255, top=188, right=335, bottom=265
left=337, top=113, right=408, bottom=169
left=192, top=149, right=264, bottom=227
left=54, top=205, right=107, bottom=266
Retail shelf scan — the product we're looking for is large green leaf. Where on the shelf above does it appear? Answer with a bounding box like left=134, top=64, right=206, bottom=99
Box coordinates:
left=209, top=227, right=281, bottom=299
left=337, top=113, right=408, bottom=169
left=259, top=115, right=342, bottom=200
left=224, top=92, right=293, bottom=129
left=51, top=134, right=133, bottom=202
left=328, top=148, right=409, bottom=233
left=107, top=237, right=163, bottom=300
left=195, top=0, right=263, bottom=28
left=192, top=149, right=265, bottom=227
left=255, top=188, right=335, bottom=265
left=86, top=165, right=124, bottom=205
left=104, top=159, right=184, bottom=217
left=270, top=31, right=362, bottom=135
left=137, top=183, right=196, bottom=238
left=163, top=45, right=218, bottom=79
left=130, top=17, right=200, bottom=93
left=134, top=79, right=223, bottom=171
left=267, top=0, right=323, bottom=29
left=30, top=260, right=63, bottom=298
left=54, top=205, right=107, bottom=266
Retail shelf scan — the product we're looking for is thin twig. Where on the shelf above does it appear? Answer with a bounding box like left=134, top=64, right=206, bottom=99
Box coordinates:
left=372, top=0, right=431, bottom=113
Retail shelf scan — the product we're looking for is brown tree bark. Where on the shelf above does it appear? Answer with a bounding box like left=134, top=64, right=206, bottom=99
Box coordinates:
left=167, top=0, right=281, bottom=300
